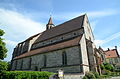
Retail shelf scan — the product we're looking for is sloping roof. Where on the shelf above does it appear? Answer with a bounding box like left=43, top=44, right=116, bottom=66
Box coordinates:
left=34, top=14, right=85, bottom=44
left=105, top=49, right=119, bottom=58
left=14, top=36, right=82, bottom=59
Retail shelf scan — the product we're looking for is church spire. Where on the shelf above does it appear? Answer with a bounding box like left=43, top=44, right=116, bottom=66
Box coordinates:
left=48, top=17, right=53, bottom=24
left=46, top=16, right=54, bottom=30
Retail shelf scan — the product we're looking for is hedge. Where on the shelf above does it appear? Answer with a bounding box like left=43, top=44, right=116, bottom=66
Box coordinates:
left=0, top=71, right=53, bottom=79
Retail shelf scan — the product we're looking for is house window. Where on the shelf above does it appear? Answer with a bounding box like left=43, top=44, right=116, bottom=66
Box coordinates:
left=62, top=51, right=67, bottom=65
left=109, top=58, right=113, bottom=64
left=114, top=58, right=118, bottom=63
left=44, top=55, right=47, bottom=67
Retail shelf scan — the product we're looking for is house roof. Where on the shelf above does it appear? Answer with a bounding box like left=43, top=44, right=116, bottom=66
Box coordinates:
left=105, top=49, right=119, bottom=58
left=14, top=36, right=82, bottom=59
left=34, top=14, right=85, bottom=44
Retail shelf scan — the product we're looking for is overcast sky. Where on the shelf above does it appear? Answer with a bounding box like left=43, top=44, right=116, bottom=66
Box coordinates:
left=0, top=0, right=120, bottom=61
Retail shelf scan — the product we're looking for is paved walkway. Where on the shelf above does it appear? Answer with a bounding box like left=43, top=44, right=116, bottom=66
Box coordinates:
left=110, top=76, right=120, bottom=79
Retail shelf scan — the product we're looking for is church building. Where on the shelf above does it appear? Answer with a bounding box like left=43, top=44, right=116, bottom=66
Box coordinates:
left=11, top=14, right=99, bottom=75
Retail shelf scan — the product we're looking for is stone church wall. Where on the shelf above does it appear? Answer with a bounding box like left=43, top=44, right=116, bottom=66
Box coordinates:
left=12, top=46, right=82, bottom=73
left=46, top=50, right=62, bottom=67
left=22, top=57, right=31, bottom=70
left=31, top=54, right=44, bottom=70
left=41, top=46, right=82, bottom=73
left=42, top=65, right=81, bottom=73
left=16, top=59, right=22, bottom=70
left=11, top=60, right=16, bottom=70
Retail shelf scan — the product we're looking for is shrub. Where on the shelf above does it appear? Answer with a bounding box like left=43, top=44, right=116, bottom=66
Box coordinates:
left=100, top=64, right=105, bottom=70
left=103, top=63, right=114, bottom=71
left=83, top=72, right=96, bottom=79
left=92, top=72, right=100, bottom=78
left=0, top=71, right=53, bottom=79
left=102, top=69, right=111, bottom=76
left=114, top=69, right=120, bottom=72
left=0, top=60, right=8, bottom=72
left=82, top=76, right=88, bottom=79
left=111, top=72, right=120, bottom=76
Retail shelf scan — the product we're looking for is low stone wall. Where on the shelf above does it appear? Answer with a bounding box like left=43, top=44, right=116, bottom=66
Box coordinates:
left=49, top=73, right=84, bottom=79
left=64, top=74, right=84, bottom=79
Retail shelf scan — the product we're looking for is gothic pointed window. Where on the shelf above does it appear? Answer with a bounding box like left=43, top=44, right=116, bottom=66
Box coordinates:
left=62, top=51, right=67, bottom=65
left=15, top=60, right=17, bottom=70
left=44, top=55, right=47, bottom=67
left=21, top=59, right=23, bottom=70
left=29, top=58, right=32, bottom=69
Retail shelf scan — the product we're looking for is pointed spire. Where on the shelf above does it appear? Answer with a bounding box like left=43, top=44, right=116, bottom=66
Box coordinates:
left=46, top=16, right=55, bottom=30
left=48, top=16, right=53, bottom=25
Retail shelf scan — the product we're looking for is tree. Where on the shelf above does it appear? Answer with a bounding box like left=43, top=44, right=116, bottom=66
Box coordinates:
left=0, top=29, right=8, bottom=72
left=0, top=29, right=7, bottom=60
left=0, top=60, right=8, bottom=72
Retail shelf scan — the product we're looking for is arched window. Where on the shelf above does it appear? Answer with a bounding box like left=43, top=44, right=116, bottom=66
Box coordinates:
left=44, top=55, right=47, bottom=67
left=62, top=51, right=67, bottom=65
left=15, top=60, right=17, bottom=70
left=21, top=59, right=23, bottom=70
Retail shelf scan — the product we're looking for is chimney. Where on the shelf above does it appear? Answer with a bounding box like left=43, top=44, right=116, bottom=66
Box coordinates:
left=108, top=48, right=110, bottom=51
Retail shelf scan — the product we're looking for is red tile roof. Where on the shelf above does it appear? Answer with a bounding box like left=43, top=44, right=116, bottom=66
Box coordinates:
left=14, top=36, right=82, bottom=59
left=105, top=49, right=119, bottom=58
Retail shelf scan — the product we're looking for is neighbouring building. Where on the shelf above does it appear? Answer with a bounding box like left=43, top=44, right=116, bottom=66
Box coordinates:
left=105, top=46, right=120, bottom=69
left=11, top=14, right=101, bottom=77
left=94, top=46, right=106, bottom=74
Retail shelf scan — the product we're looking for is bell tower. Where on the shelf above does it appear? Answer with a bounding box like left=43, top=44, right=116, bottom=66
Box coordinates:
left=46, top=17, right=54, bottom=30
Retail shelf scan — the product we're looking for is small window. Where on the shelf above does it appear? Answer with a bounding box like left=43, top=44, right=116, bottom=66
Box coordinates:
left=74, top=33, right=76, bottom=35
left=61, top=37, right=63, bottom=39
